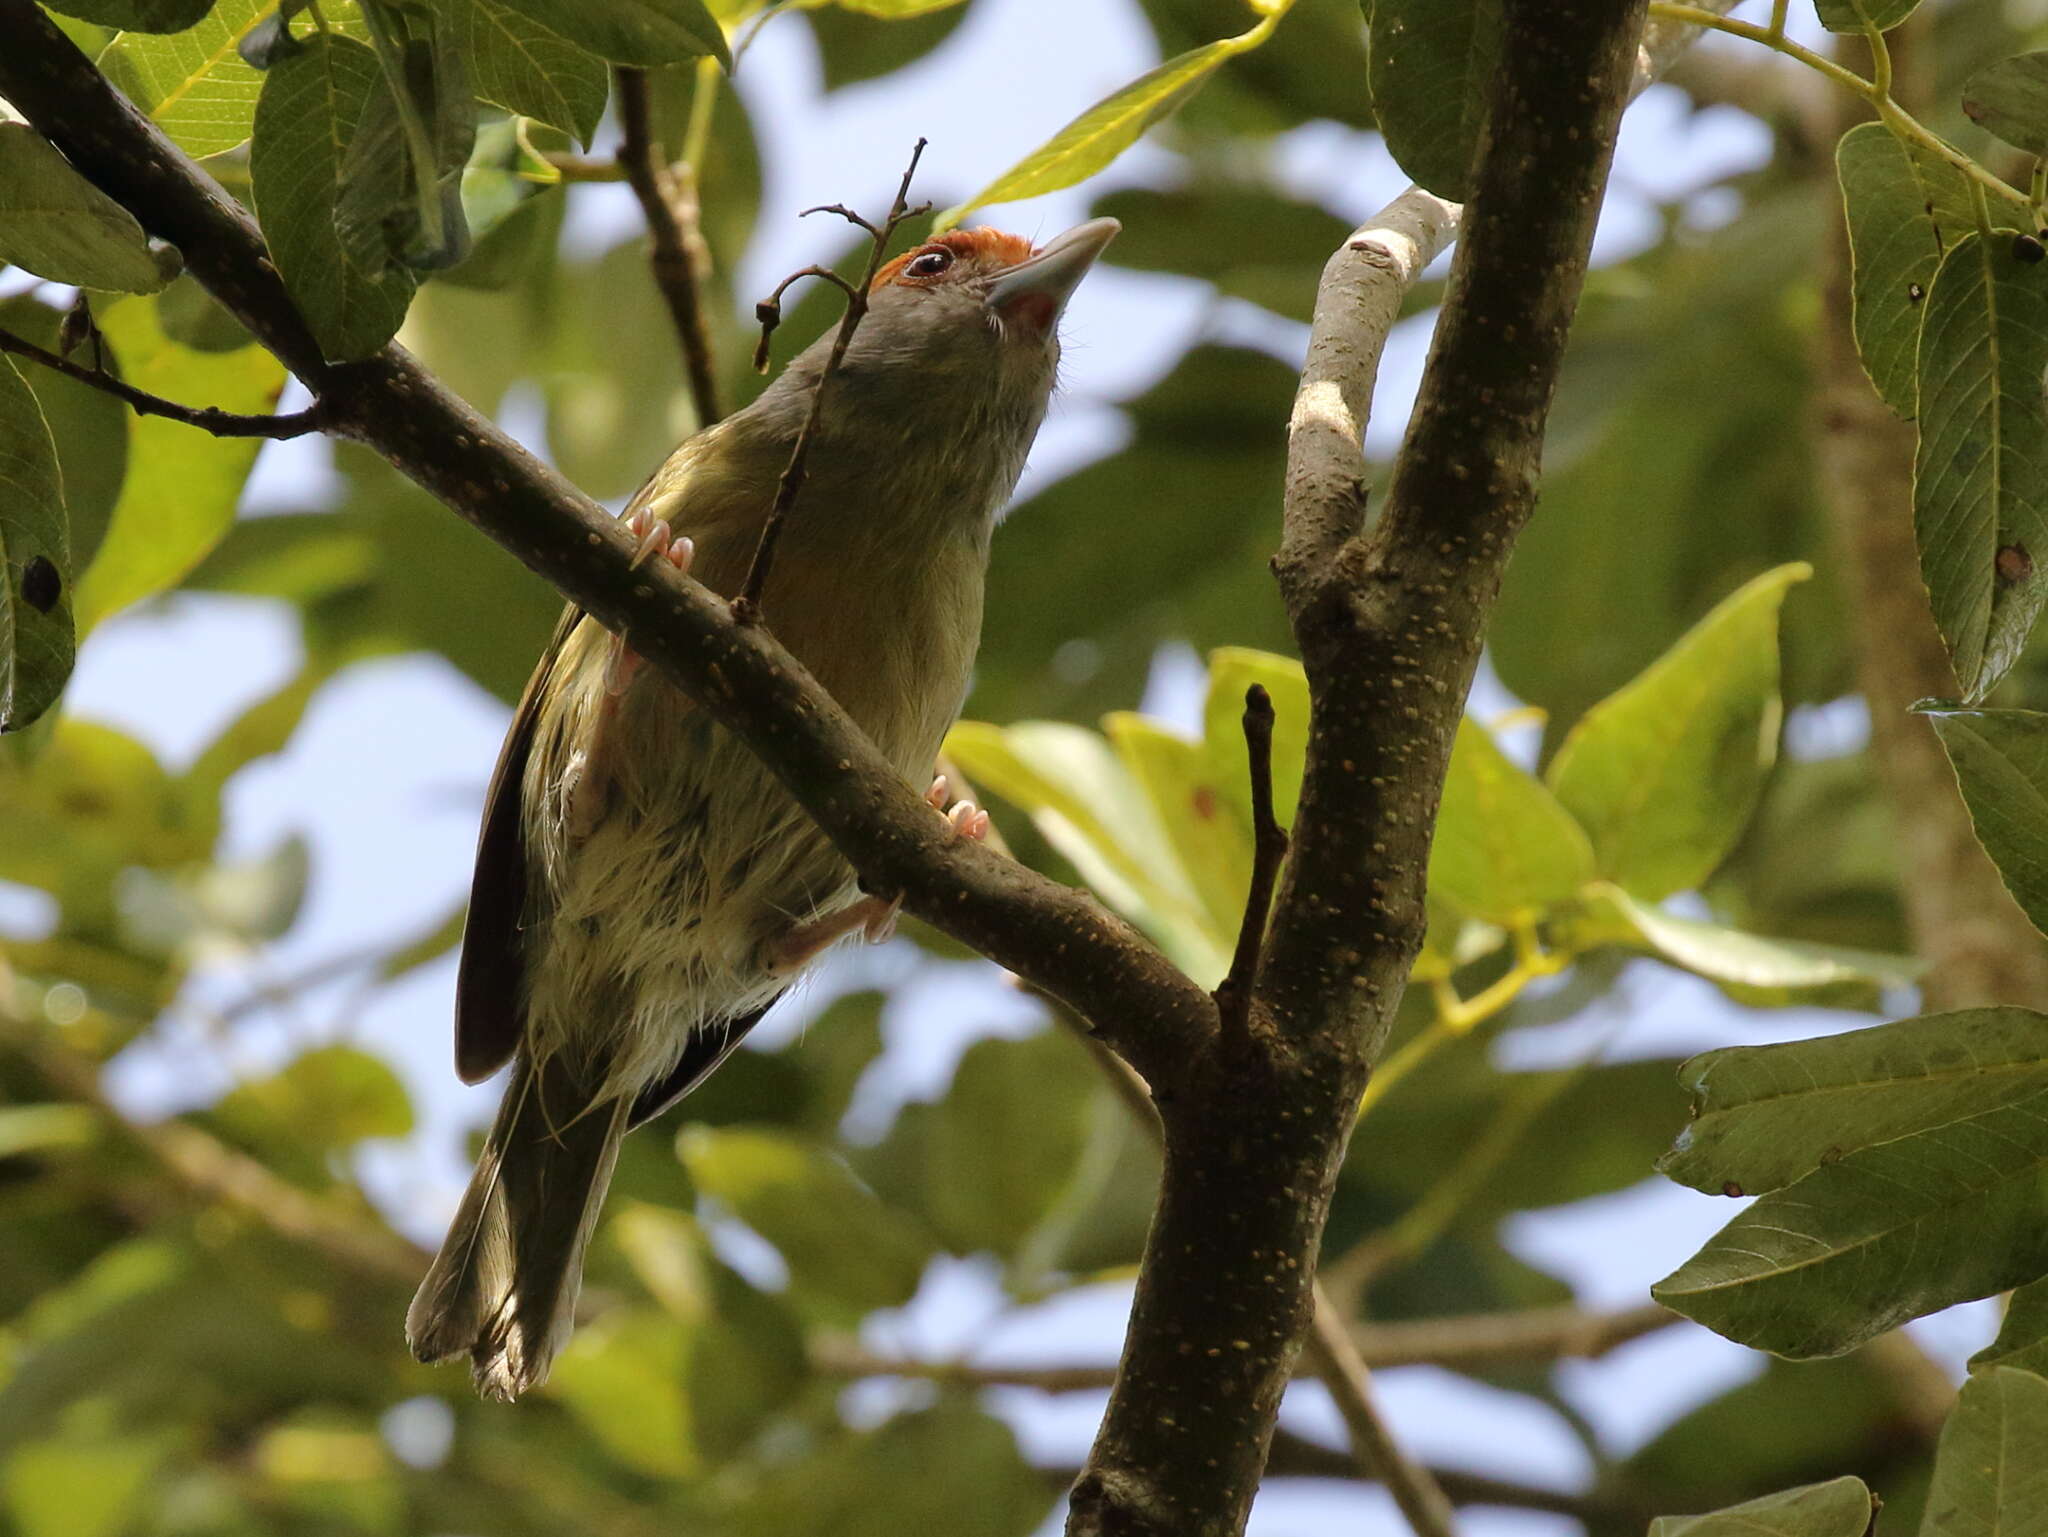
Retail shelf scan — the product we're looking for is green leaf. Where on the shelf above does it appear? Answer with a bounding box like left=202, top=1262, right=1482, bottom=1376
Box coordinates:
left=1201, top=646, right=1308, bottom=828
left=944, top=718, right=1229, bottom=982
left=100, top=0, right=282, bottom=157
left=1430, top=717, right=1595, bottom=925
left=0, top=1104, right=99, bottom=1158
left=1963, top=51, right=2048, bottom=156
left=340, top=2, right=475, bottom=273
left=0, top=123, right=170, bottom=293
left=822, top=0, right=965, bottom=14
left=488, top=0, right=728, bottom=67
left=251, top=35, right=417, bottom=362
left=1659, top=1007, right=2048, bottom=1196
left=435, top=0, right=608, bottom=142
left=1835, top=121, right=1979, bottom=417
left=1920, top=1367, right=2048, bottom=1535
left=938, top=31, right=1254, bottom=228
left=1970, top=1275, right=2048, bottom=1377
left=1089, top=182, right=1354, bottom=325
left=1647, top=1477, right=1876, bottom=1537
left=806, top=0, right=972, bottom=92
left=1, top=1429, right=168, bottom=1537
left=0, top=355, right=74, bottom=736
left=547, top=1306, right=697, bottom=1477
left=676, top=1126, right=934, bottom=1311
left=211, top=1043, right=414, bottom=1155
left=73, top=298, right=283, bottom=630
left=1105, top=711, right=1252, bottom=945
left=1814, top=0, right=1920, bottom=32
left=1548, top=563, right=1809, bottom=899
left=1366, top=0, right=1501, bottom=202
left=1914, top=232, right=2048, bottom=699
left=179, top=665, right=326, bottom=844
left=41, top=0, right=214, bottom=31
left=1652, top=1088, right=2048, bottom=1358
left=1596, top=887, right=1917, bottom=1007
left=0, top=297, right=128, bottom=579
left=1926, top=709, right=2048, bottom=940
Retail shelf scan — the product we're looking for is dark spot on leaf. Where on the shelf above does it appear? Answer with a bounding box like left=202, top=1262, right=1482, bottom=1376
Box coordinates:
left=1998, top=543, right=2033, bottom=585
left=1721, top=1181, right=1744, bottom=1198
left=1819, top=1145, right=1844, bottom=1166
left=1907, top=282, right=1925, bottom=304
left=2016, top=233, right=2046, bottom=265
left=1192, top=785, right=1218, bottom=820
left=21, top=556, right=60, bottom=614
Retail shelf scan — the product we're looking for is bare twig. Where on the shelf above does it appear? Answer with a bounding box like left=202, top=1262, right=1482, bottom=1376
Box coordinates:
left=749, top=264, right=859, bottom=372
left=733, top=138, right=930, bottom=617
left=0, top=325, right=324, bottom=439
left=1214, top=683, right=1289, bottom=1046
left=613, top=65, right=722, bottom=427
left=1302, top=1302, right=1460, bottom=1537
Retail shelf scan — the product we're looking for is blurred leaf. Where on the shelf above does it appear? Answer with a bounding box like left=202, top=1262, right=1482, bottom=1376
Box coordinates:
left=0, top=355, right=74, bottom=735
left=1595, top=886, right=1916, bottom=1008
left=1926, top=709, right=2048, bottom=939
left=1970, top=1274, right=2048, bottom=1377
left=806, top=0, right=972, bottom=91
left=1, top=1427, right=169, bottom=1537
left=939, top=28, right=1258, bottom=228
left=180, top=665, right=326, bottom=846
left=439, top=0, right=608, bottom=142
left=372, top=897, right=467, bottom=984
left=74, top=298, right=283, bottom=631
left=1915, top=232, right=2048, bottom=700
left=156, top=273, right=258, bottom=352
left=1548, top=564, right=1809, bottom=900
left=1815, top=0, right=1920, bottom=31
left=1105, top=710, right=1251, bottom=943
left=548, top=1306, right=697, bottom=1476
left=677, top=1126, right=934, bottom=1312
left=438, top=179, right=565, bottom=292
left=0, top=122, right=170, bottom=293
left=1135, top=0, right=1371, bottom=134
left=1090, top=181, right=1350, bottom=324
left=1660, top=1008, right=2048, bottom=1197
left=100, top=0, right=290, bottom=156
left=41, top=0, right=213, bottom=29
left=0, top=1104, right=99, bottom=1158
left=489, top=0, right=729, bottom=67
left=686, top=1256, right=807, bottom=1459
left=211, top=1043, right=413, bottom=1172
left=1366, top=0, right=1500, bottom=202
left=1653, top=1088, right=2048, bottom=1358
left=1201, top=646, right=1308, bottom=827
left=1962, top=50, right=2048, bottom=153
left=729, top=1404, right=1053, bottom=1537
left=1836, top=121, right=1981, bottom=417
left=1920, top=1366, right=2048, bottom=1535
left=1430, top=717, right=1594, bottom=926
left=1647, top=1476, right=1876, bottom=1537
left=251, top=33, right=418, bottom=361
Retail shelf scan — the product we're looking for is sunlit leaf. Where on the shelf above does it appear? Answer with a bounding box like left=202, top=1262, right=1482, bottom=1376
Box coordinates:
left=1925, top=708, right=2048, bottom=939
left=1647, top=1476, right=1875, bottom=1537
left=41, top=0, right=214, bottom=30
left=73, top=298, right=283, bottom=629
left=1920, top=1366, right=2048, bottom=1535
left=1653, top=1088, right=2048, bottom=1357
left=1430, top=717, right=1594, bottom=926
left=1962, top=50, right=2048, bottom=156
left=437, top=0, right=608, bottom=142
left=1, top=1428, right=168, bottom=1537
left=1835, top=121, right=1979, bottom=417
left=1105, top=710, right=1250, bottom=945
left=1548, top=564, right=1808, bottom=900
left=100, top=0, right=286, bottom=156
left=0, top=123, right=170, bottom=293
left=1201, top=647, right=1308, bottom=828
left=0, top=355, right=74, bottom=735
left=1366, top=0, right=1500, bottom=202
left=548, top=1306, right=698, bottom=1476
left=1659, top=1007, right=2048, bottom=1196
left=1914, top=232, right=2048, bottom=699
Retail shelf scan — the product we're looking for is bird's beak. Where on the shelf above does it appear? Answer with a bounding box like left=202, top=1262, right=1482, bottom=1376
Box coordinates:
left=985, top=217, right=1120, bottom=331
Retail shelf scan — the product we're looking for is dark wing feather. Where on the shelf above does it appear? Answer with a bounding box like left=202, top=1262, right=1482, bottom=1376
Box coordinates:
left=626, top=999, right=780, bottom=1129
left=454, top=604, right=583, bottom=1085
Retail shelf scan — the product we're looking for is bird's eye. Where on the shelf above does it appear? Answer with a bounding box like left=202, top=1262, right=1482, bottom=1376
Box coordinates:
left=905, top=248, right=953, bottom=278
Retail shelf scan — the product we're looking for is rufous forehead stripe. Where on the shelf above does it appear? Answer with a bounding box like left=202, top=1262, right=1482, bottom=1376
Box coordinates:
left=872, top=227, right=1036, bottom=289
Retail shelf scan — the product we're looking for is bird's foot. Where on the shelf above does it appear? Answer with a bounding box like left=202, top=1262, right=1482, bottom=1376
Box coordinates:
left=604, top=509, right=695, bottom=698
left=761, top=777, right=989, bottom=975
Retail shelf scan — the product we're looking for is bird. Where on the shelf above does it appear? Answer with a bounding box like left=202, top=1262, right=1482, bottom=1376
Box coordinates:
left=405, top=216, right=1121, bottom=1400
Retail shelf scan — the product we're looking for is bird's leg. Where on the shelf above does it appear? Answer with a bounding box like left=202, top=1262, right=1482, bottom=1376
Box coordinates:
left=761, top=776, right=990, bottom=975
left=567, top=511, right=696, bottom=838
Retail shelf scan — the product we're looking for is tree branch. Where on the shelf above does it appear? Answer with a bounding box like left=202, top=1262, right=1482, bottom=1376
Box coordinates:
left=1213, top=684, right=1288, bottom=1050
left=0, top=324, right=324, bottom=439
left=1298, top=1302, right=1458, bottom=1537
left=613, top=65, right=722, bottom=428
left=0, top=2, right=1215, bottom=1101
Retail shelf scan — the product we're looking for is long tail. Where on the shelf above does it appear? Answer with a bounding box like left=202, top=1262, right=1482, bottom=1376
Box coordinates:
left=405, top=1053, right=628, bottom=1400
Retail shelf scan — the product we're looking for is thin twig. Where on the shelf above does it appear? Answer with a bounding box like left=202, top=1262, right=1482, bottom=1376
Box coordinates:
left=1301, top=1302, right=1461, bottom=1537
left=613, top=65, right=722, bottom=427
left=0, top=326, right=324, bottom=438
left=733, top=137, right=930, bottom=619
left=1214, top=683, right=1288, bottom=1046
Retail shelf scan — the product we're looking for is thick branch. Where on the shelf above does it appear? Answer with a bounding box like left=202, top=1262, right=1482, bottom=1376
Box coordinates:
left=613, top=66, right=721, bottom=428
left=0, top=2, right=1214, bottom=1098
left=0, top=325, right=324, bottom=438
